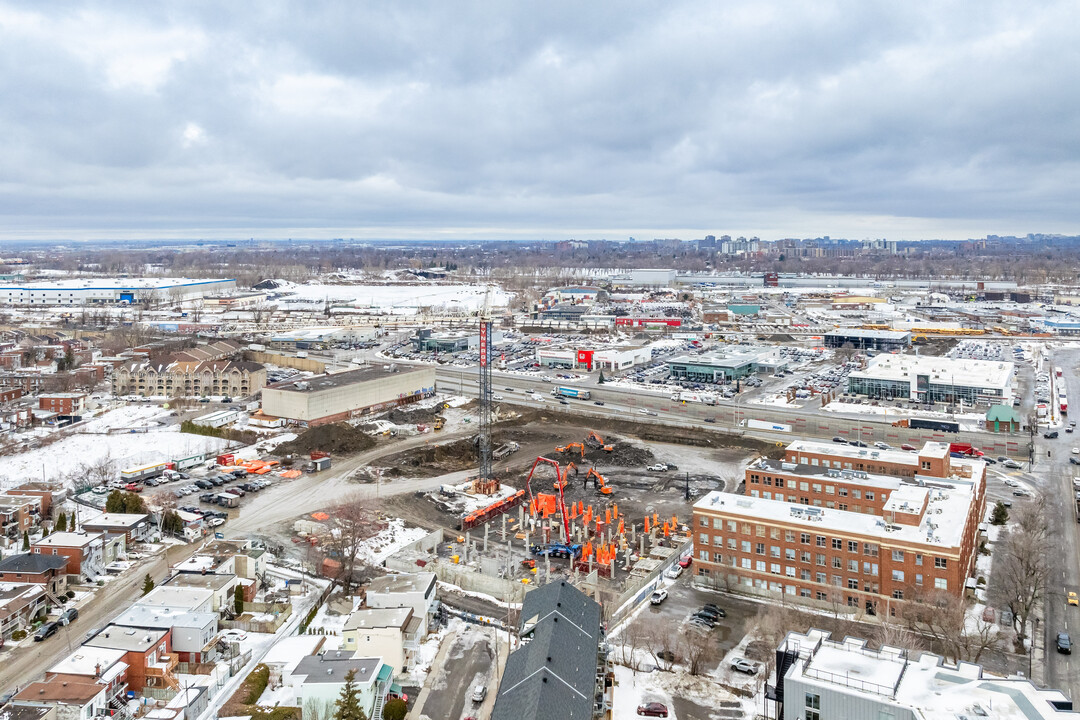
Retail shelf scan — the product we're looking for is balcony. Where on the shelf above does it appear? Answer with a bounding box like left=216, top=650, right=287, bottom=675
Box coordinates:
left=146, top=653, right=180, bottom=691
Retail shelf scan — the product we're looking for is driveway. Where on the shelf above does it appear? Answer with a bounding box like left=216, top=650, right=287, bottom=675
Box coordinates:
left=416, top=626, right=498, bottom=720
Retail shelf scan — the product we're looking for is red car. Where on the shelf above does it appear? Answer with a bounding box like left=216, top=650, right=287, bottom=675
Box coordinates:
left=901, top=444, right=916, bottom=451
left=678, top=556, right=692, bottom=569
left=638, top=703, right=669, bottom=717
left=123, top=483, right=143, bottom=493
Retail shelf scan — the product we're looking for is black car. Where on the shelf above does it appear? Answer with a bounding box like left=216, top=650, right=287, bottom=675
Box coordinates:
left=594, top=401, right=605, bottom=406
left=704, top=417, right=716, bottom=423
left=702, top=603, right=726, bottom=617
left=194, top=479, right=213, bottom=490
left=1045, top=431, right=1059, bottom=439
left=1058, top=632, right=1072, bottom=654
left=690, top=611, right=716, bottom=627
left=230, top=469, right=248, bottom=478
left=60, top=607, right=79, bottom=624
left=849, top=440, right=868, bottom=447
left=199, top=493, right=216, bottom=503
left=832, top=436, right=846, bottom=443
left=697, top=607, right=725, bottom=621
left=1071, top=458, right=1080, bottom=466
left=34, top=622, right=59, bottom=641
left=208, top=476, right=226, bottom=486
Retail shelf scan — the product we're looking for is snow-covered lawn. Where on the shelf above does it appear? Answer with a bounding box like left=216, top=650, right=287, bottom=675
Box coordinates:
left=0, top=426, right=230, bottom=491
left=610, top=664, right=755, bottom=720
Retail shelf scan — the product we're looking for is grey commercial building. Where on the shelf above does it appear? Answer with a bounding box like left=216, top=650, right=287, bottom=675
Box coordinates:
left=261, top=365, right=436, bottom=426
left=667, top=347, right=788, bottom=382
left=824, top=329, right=911, bottom=352
left=491, top=581, right=607, bottom=720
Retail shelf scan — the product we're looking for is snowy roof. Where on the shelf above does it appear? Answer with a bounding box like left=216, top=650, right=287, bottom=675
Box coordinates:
left=32, top=531, right=103, bottom=548
left=48, top=646, right=127, bottom=677
left=782, top=630, right=1075, bottom=718
left=851, top=354, right=1013, bottom=389
left=343, top=607, right=412, bottom=631
left=694, top=481, right=974, bottom=550
left=86, top=625, right=169, bottom=653
left=112, top=604, right=217, bottom=631
left=0, top=278, right=232, bottom=291
left=290, top=653, right=381, bottom=685
left=366, top=572, right=436, bottom=596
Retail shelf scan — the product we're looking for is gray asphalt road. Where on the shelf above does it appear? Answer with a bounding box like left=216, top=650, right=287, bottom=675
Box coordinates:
left=0, top=548, right=176, bottom=695
left=418, top=627, right=495, bottom=720
left=1041, top=347, right=1080, bottom=700
left=435, top=366, right=1027, bottom=457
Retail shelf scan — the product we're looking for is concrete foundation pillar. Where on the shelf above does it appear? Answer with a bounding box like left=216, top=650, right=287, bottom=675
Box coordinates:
left=484, top=524, right=489, bottom=553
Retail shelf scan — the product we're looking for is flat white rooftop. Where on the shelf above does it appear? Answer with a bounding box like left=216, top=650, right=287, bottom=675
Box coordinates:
left=695, top=482, right=972, bottom=549
left=851, top=354, right=1013, bottom=389
left=784, top=630, right=1075, bottom=718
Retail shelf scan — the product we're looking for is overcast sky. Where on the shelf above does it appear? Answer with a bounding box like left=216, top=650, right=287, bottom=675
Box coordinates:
left=1, top=1, right=1077, bottom=241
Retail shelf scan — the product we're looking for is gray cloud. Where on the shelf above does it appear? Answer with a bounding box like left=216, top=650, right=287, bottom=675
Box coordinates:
left=0, top=0, right=1077, bottom=240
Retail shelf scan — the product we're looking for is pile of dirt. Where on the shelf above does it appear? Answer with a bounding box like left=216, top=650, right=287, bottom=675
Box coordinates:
left=276, top=423, right=376, bottom=456
left=385, top=405, right=443, bottom=425
left=381, top=438, right=478, bottom=476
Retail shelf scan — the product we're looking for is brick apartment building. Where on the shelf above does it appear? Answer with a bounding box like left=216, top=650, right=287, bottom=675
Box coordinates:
left=692, top=440, right=986, bottom=617
left=37, top=392, right=87, bottom=415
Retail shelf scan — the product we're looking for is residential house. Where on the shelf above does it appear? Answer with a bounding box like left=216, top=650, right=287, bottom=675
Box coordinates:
left=341, top=607, right=420, bottom=677
left=138, top=586, right=214, bottom=614
left=109, top=606, right=219, bottom=664
left=163, top=572, right=238, bottom=613
left=491, top=581, right=608, bottom=720
left=85, top=625, right=175, bottom=693
left=31, top=532, right=107, bottom=580
left=37, top=393, right=87, bottom=416
left=288, top=653, right=392, bottom=720
left=0, top=554, right=69, bottom=597
left=5, top=481, right=60, bottom=516
left=15, top=680, right=107, bottom=720
left=81, top=513, right=153, bottom=544
left=364, top=572, right=437, bottom=635
left=0, top=582, right=48, bottom=639
left=112, top=357, right=265, bottom=399
left=45, top=646, right=129, bottom=699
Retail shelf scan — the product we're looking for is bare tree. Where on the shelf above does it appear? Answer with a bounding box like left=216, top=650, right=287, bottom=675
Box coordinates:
left=898, top=589, right=1000, bottom=663
left=678, top=626, right=717, bottom=676
left=988, top=497, right=1051, bottom=645
left=641, top=623, right=677, bottom=672
left=323, top=494, right=381, bottom=594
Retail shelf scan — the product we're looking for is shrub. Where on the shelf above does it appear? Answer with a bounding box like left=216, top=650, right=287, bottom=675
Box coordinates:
left=243, top=664, right=271, bottom=705
left=382, top=698, right=408, bottom=720
left=11, top=629, right=26, bottom=641
left=66, top=590, right=75, bottom=599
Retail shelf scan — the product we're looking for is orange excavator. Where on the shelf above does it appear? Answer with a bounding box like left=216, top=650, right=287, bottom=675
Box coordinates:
left=556, top=442, right=585, bottom=459
left=585, top=468, right=614, bottom=495
left=586, top=431, right=615, bottom=452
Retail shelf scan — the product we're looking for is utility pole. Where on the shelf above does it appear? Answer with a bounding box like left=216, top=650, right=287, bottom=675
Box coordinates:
left=479, top=286, right=494, bottom=481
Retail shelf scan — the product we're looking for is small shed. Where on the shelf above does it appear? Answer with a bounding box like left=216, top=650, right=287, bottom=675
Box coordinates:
left=985, top=404, right=1021, bottom=433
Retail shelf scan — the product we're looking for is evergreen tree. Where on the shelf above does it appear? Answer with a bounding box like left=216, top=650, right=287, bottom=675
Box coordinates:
left=333, top=669, right=368, bottom=720
left=381, top=698, right=407, bottom=720
left=22, top=530, right=30, bottom=550
left=991, top=501, right=1009, bottom=526
left=234, top=584, right=245, bottom=615
left=55, top=512, right=67, bottom=532
left=597, top=370, right=606, bottom=384
left=142, top=574, right=155, bottom=595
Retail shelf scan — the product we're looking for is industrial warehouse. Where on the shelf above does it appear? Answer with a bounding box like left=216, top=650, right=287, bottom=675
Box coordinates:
left=260, top=365, right=437, bottom=425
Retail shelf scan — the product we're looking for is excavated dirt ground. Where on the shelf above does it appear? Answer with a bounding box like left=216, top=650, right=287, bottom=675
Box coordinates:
left=275, top=423, right=377, bottom=456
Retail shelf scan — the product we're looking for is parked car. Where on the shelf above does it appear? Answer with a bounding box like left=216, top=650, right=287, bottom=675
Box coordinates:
left=471, top=685, right=487, bottom=703
left=700, top=604, right=726, bottom=618
left=1045, top=431, right=1059, bottom=439
left=731, top=658, right=759, bottom=675
left=637, top=703, right=669, bottom=717
left=690, top=611, right=716, bottom=627
left=650, top=590, right=668, bottom=605
left=678, top=556, right=692, bottom=569
left=59, top=607, right=79, bottom=625
left=665, top=565, right=683, bottom=579
left=92, top=486, right=108, bottom=495
left=34, top=622, right=59, bottom=641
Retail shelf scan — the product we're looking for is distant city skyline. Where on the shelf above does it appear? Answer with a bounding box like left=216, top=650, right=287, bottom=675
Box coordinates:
left=0, top=1, right=1076, bottom=240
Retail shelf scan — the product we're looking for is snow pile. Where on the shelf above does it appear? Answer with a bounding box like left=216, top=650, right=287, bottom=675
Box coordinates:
left=358, top=518, right=428, bottom=565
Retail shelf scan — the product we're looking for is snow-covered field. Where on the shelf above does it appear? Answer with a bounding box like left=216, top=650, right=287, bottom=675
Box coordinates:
left=267, top=280, right=511, bottom=314
left=0, top=422, right=230, bottom=490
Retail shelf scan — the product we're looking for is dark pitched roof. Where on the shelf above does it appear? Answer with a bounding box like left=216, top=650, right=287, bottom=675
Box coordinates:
left=491, top=581, right=602, bottom=720
left=0, top=553, right=68, bottom=574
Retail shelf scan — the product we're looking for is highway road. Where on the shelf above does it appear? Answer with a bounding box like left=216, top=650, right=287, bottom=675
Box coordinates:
left=433, top=366, right=1029, bottom=457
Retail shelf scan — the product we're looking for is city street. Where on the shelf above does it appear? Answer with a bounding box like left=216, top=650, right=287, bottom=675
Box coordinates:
left=1040, top=347, right=1080, bottom=700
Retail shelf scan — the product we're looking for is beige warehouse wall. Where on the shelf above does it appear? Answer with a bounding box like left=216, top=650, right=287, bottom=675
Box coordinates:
left=262, top=366, right=436, bottom=422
